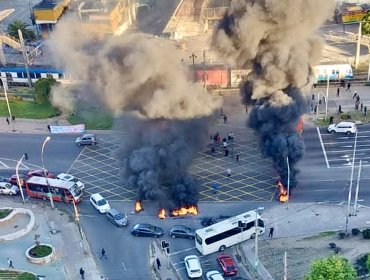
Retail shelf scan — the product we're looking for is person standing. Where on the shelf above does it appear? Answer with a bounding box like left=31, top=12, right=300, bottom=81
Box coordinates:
left=236, top=154, right=239, bottom=163
left=156, top=257, right=161, bottom=270
left=227, top=168, right=231, bottom=177
left=6, top=117, right=9, bottom=125
left=223, top=114, right=227, bottom=124
left=100, top=248, right=107, bottom=259
left=346, top=82, right=351, bottom=92
left=80, top=268, right=85, bottom=279
left=338, top=105, right=342, bottom=114
left=7, top=258, right=14, bottom=268
left=337, top=87, right=340, bottom=97
left=353, top=91, right=357, bottom=99
left=268, top=227, right=274, bottom=239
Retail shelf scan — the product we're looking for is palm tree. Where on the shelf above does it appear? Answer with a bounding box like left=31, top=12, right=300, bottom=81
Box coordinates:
left=7, top=20, right=36, bottom=42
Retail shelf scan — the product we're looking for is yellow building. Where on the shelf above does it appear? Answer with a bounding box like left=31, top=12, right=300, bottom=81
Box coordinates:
left=33, top=0, right=71, bottom=35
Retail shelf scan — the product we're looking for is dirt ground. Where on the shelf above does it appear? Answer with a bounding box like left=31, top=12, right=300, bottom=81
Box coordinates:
left=258, top=232, right=370, bottom=280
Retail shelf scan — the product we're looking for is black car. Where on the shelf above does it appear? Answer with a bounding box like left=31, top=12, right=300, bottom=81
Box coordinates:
left=130, top=223, right=164, bottom=237
left=170, top=225, right=195, bottom=239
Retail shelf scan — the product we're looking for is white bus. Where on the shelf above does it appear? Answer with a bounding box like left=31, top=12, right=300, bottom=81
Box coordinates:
left=313, top=64, right=353, bottom=82
left=195, top=210, right=265, bottom=255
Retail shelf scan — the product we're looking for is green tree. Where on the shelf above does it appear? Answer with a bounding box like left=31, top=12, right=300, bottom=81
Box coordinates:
left=34, top=77, right=58, bottom=104
left=7, top=20, right=36, bottom=41
left=362, top=12, right=370, bottom=36
left=366, top=254, right=370, bottom=272
left=305, top=255, right=357, bottom=280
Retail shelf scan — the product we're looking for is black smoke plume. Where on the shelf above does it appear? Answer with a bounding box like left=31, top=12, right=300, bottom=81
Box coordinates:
left=49, top=25, right=221, bottom=207
left=213, top=0, right=334, bottom=189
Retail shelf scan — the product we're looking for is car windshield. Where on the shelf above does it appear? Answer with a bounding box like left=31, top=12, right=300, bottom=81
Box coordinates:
left=148, top=225, right=156, bottom=231
left=115, top=213, right=124, bottom=220
left=97, top=199, right=107, bottom=206
left=69, top=184, right=82, bottom=197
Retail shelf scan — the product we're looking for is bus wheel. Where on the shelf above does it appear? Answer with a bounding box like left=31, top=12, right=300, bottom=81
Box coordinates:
left=250, top=233, right=256, bottom=239
left=219, top=245, right=226, bottom=252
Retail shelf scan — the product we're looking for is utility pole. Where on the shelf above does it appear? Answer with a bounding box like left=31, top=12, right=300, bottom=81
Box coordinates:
left=18, top=29, right=32, bottom=89
left=353, top=160, right=362, bottom=216
left=284, top=251, right=288, bottom=280
left=355, top=21, right=362, bottom=69
left=190, top=53, right=197, bottom=82
left=345, top=131, right=357, bottom=234
left=325, top=75, right=329, bottom=121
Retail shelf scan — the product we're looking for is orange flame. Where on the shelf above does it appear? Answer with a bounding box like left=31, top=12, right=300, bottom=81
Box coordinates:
left=158, top=208, right=166, bottom=219
left=171, top=205, right=198, bottom=216
left=135, top=201, right=143, bottom=213
left=277, top=181, right=288, bottom=203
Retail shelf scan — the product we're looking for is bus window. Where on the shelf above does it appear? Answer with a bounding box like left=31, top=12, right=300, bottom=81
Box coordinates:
left=195, top=234, right=202, bottom=245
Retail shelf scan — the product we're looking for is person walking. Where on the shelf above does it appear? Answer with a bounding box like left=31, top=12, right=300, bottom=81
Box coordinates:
left=100, top=248, right=107, bottom=259
left=225, top=149, right=229, bottom=157
left=338, top=105, right=342, bottom=114
left=227, top=168, right=231, bottom=177
left=337, top=87, right=340, bottom=97
left=156, top=257, right=161, bottom=270
left=346, top=82, right=351, bottom=92
left=268, top=227, right=274, bottom=239
left=80, top=268, right=85, bottom=279
left=236, top=154, right=239, bottom=163
left=6, top=117, right=9, bottom=125
left=7, top=258, right=14, bottom=268
left=353, top=91, right=357, bottom=99
left=223, top=114, right=227, bottom=124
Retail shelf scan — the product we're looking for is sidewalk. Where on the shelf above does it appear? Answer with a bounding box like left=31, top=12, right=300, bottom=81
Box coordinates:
left=0, top=199, right=103, bottom=280
left=149, top=239, right=179, bottom=280
left=240, top=202, right=370, bottom=280
left=0, top=116, right=69, bottom=134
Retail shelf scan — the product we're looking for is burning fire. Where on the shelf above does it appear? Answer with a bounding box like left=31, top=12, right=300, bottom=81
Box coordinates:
left=277, top=181, right=288, bottom=203
left=158, top=208, right=166, bottom=219
left=171, top=205, right=198, bottom=216
left=135, top=200, right=143, bottom=213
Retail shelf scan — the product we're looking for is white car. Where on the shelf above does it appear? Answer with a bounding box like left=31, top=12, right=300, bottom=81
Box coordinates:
left=0, top=182, right=19, bottom=195
left=56, top=173, right=85, bottom=190
left=184, top=255, right=202, bottom=279
left=90, top=193, right=111, bottom=213
left=328, top=121, right=357, bottom=135
left=206, top=270, right=225, bottom=280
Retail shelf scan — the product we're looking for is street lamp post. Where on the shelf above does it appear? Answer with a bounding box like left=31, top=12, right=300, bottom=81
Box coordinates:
left=190, top=53, right=197, bottom=82
left=41, top=136, right=54, bottom=209
left=16, top=153, right=28, bottom=204
left=345, top=130, right=357, bottom=234
left=286, top=156, right=290, bottom=208
left=325, top=75, right=329, bottom=121
left=1, top=77, right=14, bottom=131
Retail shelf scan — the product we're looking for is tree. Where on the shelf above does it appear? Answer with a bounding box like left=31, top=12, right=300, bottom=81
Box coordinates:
left=367, top=254, right=370, bottom=272
left=362, top=12, right=370, bottom=36
left=305, top=255, right=357, bottom=280
left=34, top=77, right=58, bottom=104
left=7, top=20, right=36, bottom=42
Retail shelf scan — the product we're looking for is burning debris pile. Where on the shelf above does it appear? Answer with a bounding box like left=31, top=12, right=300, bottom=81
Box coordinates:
left=213, top=0, right=334, bottom=193
left=50, top=24, right=221, bottom=210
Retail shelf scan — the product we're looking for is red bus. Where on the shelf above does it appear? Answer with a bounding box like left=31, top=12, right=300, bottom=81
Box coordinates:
left=25, top=176, right=83, bottom=203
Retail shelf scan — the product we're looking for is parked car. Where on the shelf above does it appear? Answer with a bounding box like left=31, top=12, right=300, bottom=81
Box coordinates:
left=206, top=270, right=225, bottom=280
left=170, top=225, right=195, bottom=239
left=27, top=169, right=56, bottom=179
left=130, top=223, right=164, bottom=238
left=75, top=134, right=97, bottom=146
left=327, top=121, right=357, bottom=135
left=106, top=208, right=128, bottom=227
left=217, top=254, right=238, bottom=277
left=184, top=255, right=203, bottom=279
left=56, top=173, right=85, bottom=189
left=90, top=193, right=111, bottom=213
left=0, top=182, right=19, bottom=195
left=9, top=174, right=27, bottom=186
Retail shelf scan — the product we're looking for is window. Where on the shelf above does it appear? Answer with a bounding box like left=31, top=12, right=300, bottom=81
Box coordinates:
left=30, top=73, right=35, bottom=79
left=17, top=72, right=22, bottom=78
left=205, top=227, right=241, bottom=245
left=196, top=234, right=202, bottom=245
left=36, top=73, right=41, bottom=78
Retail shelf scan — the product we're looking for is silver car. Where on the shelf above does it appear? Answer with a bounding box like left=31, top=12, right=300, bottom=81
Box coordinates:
left=75, top=134, right=97, bottom=146
left=0, top=182, right=19, bottom=195
left=106, top=209, right=128, bottom=227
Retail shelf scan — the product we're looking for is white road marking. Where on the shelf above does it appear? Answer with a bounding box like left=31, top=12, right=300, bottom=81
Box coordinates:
left=0, top=161, right=9, bottom=168
left=328, top=148, right=370, bottom=153
left=317, top=127, right=330, bottom=168
left=121, top=260, right=127, bottom=271
left=168, top=247, right=196, bottom=256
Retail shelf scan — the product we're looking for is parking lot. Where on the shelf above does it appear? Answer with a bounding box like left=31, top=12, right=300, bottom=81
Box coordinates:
left=318, top=124, right=370, bottom=168
left=67, top=125, right=277, bottom=203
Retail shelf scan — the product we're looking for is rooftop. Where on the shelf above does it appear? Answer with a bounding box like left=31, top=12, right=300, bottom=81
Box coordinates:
left=34, top=0, right=63, bottom=10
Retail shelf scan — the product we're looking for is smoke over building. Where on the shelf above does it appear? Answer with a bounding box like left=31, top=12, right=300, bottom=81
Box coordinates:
left=213, top=0, right=334, bottom=188
left=50, top=20, right=221, bottom=207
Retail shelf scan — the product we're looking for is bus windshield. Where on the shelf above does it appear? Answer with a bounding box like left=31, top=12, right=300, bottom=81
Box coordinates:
left=69, top=183, right=82, bottom=197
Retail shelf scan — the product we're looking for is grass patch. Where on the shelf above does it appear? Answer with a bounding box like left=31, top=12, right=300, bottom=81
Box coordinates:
left=0, top=209, right=12, bottom=219
left=29, top=245, right=52, bottom=258
left=0, top=101, right=61, bottom=119
left=0, top=271, right=36, bottom=280
left=68, top=107, right=113, bottom=130
left=315, top=111, right=370, bottom=127
left=302, top=231, right=337, bottom=240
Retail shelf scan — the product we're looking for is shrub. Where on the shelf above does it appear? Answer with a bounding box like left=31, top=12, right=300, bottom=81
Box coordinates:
left=338, top=232, right=346, bottom=239
left=341, top=113, right=352, bottom=120
left=329, top=243, right=336, bottom=249
left=352, top=228, right=361, bottom=236
left=362, top=229, right=370, bottom=239
left=8, top=95, right=22, bottom=102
